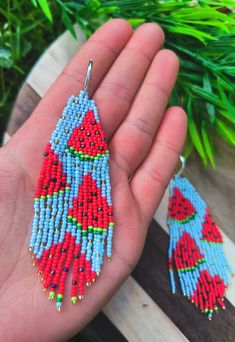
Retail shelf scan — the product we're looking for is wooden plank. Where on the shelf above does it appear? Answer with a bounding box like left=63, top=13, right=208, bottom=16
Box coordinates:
left=27, top=25, right=86, bottom=97
left=7, top=84, right=41, bottom=136
left=70, top=311, right=128, bottom=342
left=103, top=276, right=188, bottom=342
left=132, top=220, right=235, bottom=342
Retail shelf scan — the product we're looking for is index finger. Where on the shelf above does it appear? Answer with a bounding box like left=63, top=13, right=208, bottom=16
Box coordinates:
left=8, top=19, right=133, bottom=178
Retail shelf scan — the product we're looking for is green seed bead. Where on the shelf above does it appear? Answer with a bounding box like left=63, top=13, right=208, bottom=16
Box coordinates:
left=71, top=296, right=77, bottom=303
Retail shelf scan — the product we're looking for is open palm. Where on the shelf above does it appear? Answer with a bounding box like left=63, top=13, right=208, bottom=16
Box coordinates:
left=0, top=20, right=186, bottom=341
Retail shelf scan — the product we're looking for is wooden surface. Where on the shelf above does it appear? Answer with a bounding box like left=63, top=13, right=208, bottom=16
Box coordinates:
left=5, top=26, right=235, bottom=342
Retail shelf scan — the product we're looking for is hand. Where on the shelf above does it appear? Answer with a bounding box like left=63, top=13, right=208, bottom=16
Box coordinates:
left=0, top=19, right=187, bottom=341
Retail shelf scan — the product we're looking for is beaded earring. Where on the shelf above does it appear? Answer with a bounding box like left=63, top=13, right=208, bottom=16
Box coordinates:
left=29, top=60, right=114, bottom=311
left=167, top=156, right=233, bottom=319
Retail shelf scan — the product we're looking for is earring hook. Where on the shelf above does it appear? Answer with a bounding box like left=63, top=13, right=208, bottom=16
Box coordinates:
left=84, top=59, right=93, bottom=94
left=177, top=155, right=186, bottom=176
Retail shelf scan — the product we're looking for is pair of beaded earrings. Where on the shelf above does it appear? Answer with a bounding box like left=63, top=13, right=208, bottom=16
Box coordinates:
left=29, top=61, right=232, bottom=318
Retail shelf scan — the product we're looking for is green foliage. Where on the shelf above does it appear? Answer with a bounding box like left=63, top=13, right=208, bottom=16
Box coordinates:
left=0, top=0, right=235, bottom=166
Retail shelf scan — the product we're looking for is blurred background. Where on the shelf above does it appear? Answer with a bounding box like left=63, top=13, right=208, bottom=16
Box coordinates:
left=0, top=0, right=235, bottom=166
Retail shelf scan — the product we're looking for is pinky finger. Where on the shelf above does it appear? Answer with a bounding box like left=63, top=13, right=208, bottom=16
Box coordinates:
left=130, top=106, right=187, bottom=221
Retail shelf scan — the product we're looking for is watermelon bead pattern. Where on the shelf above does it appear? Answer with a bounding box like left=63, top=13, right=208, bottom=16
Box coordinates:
left=167, top=175, right=233, bottom=319
left=29, top=90, right=114, bottom=310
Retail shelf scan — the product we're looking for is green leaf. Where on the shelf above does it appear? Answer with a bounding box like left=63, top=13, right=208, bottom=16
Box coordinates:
left=215, top=118, right=235, bottom=146
left=187, top=97, right=207, bottom=165
left=38, top=0, right=53, bottom=22
left=201, top=121, right=215, bottom=168
left=31, top=0, right=37, bottom=7
left=21, top=40, right=32, bottom=57
left=191, top=85, right=224, bottom=108
left=128, top=18, right=145, bottom=27
left=203, top=72, right=215, bottom=124
left=0, top=48, right=13, bottom=68
left=217, top=79, right=235, bottom=121
left=168, top=26, right=217, bottom=44
left=219, top=110, right=235, bottom=124
left=62, top=10, right=77, bottom=38
left=169, top=87, right=180, bottom=106
left=183, top=135, right=194, bottom=160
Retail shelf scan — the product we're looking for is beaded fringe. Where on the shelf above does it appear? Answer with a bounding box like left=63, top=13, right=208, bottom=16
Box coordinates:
left=29, top=90, right=114, bottom=310
left=167, top=175, right=233, bottom=319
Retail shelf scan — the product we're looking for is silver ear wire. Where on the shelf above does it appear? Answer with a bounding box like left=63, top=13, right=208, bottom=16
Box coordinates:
left=177, top=155, right=186, bottom=176
left=84, top=59, right=93, bottom=94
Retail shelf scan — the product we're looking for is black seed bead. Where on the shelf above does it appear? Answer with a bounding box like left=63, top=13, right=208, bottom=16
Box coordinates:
left=80, top=126, right=85, bottom=131
left=43, top=152, right=49, bottom=157
left=87, top=199, right=92, bottom=203
left=51, top=178, right=56, bottom=182
left=93, top=216, right=98, bottom=221
left=91, top=121, right=96, bottom=125
left=90, top=142, right=95, bottom=146
left=82, top=212, right=87, bottom=217
left=72, top=280, right=77, bottom=285
left=51, top=283, right=57, bottom=289
left=95, top=131, right=100, bottom=135
left=108, top=212, right=113, bottom=216
left=43, top=185, right=48, bottom=189
left=79, top=138, right=84, bottom=142
left=63, top=267, right=69, bottom=272
left=78, top=202, right=83, bottom=206
left=80, top=144, right=85, bottom=148
left=50, top=270, right=56, bottom=275
left=60, top=183, right=66, bottom=187
left=74, top=254, right=79, bottom=259
left=79, top=268, right=85, bottom=272
left=101, top=137, right=106, bottom=141
left=86, top=132, right=91, bottom=137
left=91, top=192, right=97, bottom=196
left=99, top=146, right=104, bottom=151
left=52, top=161, right=58, bottom=165
left=61, top=248, right=67, bottom=253
left=97, top=207, right=103, bottom=212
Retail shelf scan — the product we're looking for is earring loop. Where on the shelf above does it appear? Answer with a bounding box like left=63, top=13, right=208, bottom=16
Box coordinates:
left=83, top=59, right=93, bottom=94
left=176, top=155, right=186, bottom=176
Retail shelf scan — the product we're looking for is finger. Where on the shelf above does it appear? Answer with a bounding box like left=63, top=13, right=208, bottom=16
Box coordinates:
left=34, top=19, right=133, bottom=121
left=93, top=23, right=165, bottom=140
left=130, top=106, right=187, bottom=221
left=110, top=50, right=179, bottom=176
left=8, top=19, right=133, bottom=176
